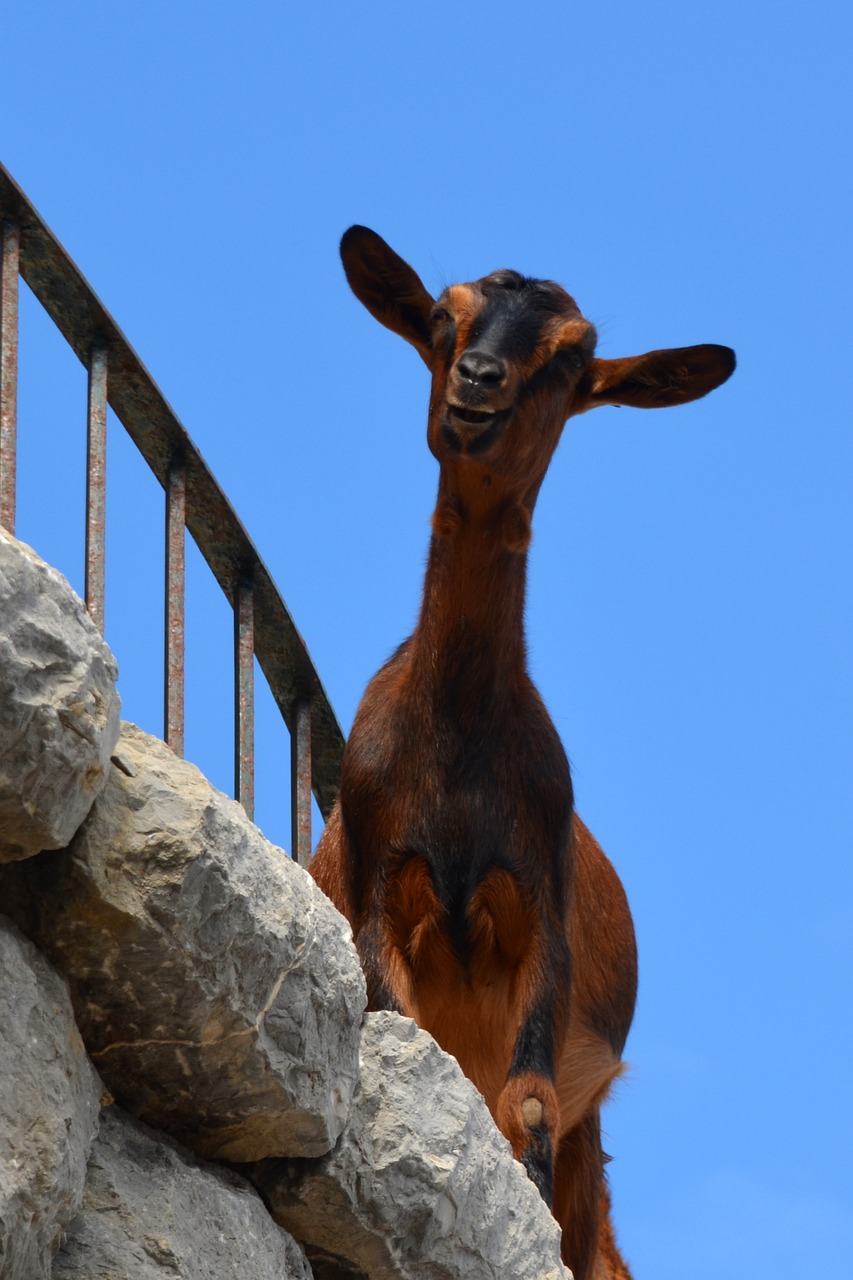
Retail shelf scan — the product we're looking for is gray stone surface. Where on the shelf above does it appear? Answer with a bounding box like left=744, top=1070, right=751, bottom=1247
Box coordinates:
left=254, top=1013, right=570, bottom=1280
left=4, top=722, right=366, bottom=1163
left=0, top=915, right=101, bottom=1280
left=52, top=1107, right=313, bottom=1280
left=0, top=529, right=120, bottom=862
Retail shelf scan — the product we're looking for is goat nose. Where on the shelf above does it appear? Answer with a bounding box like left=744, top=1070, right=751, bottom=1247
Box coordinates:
left=455, top=350, right=506, bottom=387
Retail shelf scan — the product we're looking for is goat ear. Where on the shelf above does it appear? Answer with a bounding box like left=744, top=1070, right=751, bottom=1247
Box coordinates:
left=578, top=344, right=735, bottom=412
left=340, top=226, right=435, bottom=365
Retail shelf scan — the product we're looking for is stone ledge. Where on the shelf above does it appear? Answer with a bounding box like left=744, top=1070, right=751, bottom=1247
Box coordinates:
left=0, top=530, right=120, bottom=862
left=0, top=915, right=101, bottom=1280
left=252, top=1013, right=570, bottom=1280
left=54, top=1107, right=313, bottom=1280
left=1, top=723, right=366, bottom=1163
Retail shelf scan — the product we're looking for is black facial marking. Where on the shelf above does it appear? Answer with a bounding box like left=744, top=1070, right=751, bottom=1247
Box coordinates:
left=466, top=276, right=578, bottom=366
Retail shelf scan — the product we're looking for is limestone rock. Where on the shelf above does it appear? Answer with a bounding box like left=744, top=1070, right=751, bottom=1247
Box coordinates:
left=254, top=1013, right=570, bottom=1280
left=5, top=722, right=366, bottom=1163
left=0, top=529, right=121, bottom=862
left=52, top=1107, right=312, bottom=1280
left=0, top=915, right=101, bottom=1280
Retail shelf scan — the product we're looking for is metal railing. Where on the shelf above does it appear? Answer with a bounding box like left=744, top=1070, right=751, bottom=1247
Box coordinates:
left=0, top=163, right=344, bottom=865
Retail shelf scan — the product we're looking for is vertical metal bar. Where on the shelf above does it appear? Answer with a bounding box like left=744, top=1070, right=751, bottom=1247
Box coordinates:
left=164, top=452, right=186, bottom=756
left=0, top=219, right=20, bottom=534
left=291, top=698, right=312, bottom=867
left=85, top=343, right=108, bottom=632
left=234, top=573, right=255, bottom=820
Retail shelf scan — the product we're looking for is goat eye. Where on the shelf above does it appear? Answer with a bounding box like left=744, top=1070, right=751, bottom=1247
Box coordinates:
left=566, top=349, right=585, bottom=371
left=431, top=307, right=451, bottom=327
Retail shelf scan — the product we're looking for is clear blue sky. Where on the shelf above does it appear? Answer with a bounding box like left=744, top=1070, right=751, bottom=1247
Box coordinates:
left=4, top=2, right=852, bottom=1275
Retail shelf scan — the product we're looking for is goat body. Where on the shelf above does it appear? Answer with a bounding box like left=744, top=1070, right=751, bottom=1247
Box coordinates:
left=311, top=227, right=735, bottom=1280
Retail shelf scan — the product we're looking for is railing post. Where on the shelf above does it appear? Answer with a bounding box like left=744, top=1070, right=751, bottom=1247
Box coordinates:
left=0, top=163, right=346, bottom=826
left=0, top=219, right=20, bottom=534
left=85, top=342, right=108, bottom=632
left=164, top=452, right=186, bottom=756
left=291, top=697, right=313, bottom=868
left=234, top=571, right=255, bottom=820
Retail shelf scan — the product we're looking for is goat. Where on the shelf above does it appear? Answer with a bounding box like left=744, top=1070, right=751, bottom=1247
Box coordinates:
left=310, top=226, right=735, bottom=1280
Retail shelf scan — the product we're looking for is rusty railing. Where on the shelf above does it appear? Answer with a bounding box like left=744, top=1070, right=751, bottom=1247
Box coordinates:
left=0, top=163, right=344, bottom=865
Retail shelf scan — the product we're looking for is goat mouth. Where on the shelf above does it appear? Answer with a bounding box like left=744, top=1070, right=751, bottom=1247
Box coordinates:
left=441, top=406, right=507, bottom=456
left=447, top=405, right=497, bottom=428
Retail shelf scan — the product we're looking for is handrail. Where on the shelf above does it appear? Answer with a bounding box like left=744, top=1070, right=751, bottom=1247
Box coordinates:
left=0, top=163, right=344, bottom=862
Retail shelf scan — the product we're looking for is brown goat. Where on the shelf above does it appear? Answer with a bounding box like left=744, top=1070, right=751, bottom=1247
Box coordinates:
left=310, top=226, right=735, bottom=1280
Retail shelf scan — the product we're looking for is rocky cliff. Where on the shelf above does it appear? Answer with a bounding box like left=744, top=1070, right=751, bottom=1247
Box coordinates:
left=0, top=528, right=568, bottom=1280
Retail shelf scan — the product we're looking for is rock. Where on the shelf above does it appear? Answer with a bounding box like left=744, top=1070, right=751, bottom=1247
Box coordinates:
left=4, top=723, right=366, bottom=1163
left=0, top=529, right=120, bottom=862
left=0, top=915, right=101, bottom=1280
left=52, top=1107, right=312, bottom=1280
left=253, top=1013, right=570, bottom=1280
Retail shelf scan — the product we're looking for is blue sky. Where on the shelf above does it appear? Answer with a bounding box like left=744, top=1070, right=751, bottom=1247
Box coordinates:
left=4, top=2, right=852, bottom=1275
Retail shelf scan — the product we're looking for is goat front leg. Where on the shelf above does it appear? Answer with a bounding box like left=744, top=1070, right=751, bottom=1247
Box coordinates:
left=495, top=936, right=572, bottom=1205
left=355, top=909, right=408, bottom=1013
